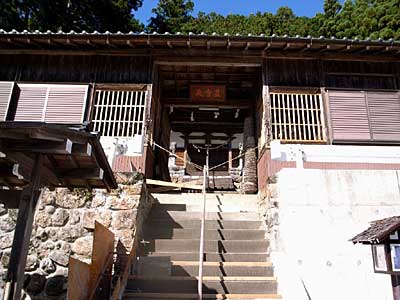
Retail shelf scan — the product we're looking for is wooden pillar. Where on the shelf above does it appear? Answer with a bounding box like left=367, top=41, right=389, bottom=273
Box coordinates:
left=4, top=154, right=43, bottom=300
left=241, top=114, right=258, bottom=194
left=228, top=136, right=233, bottom=170
left=392, top=275, right=400, bottom=300
left=183, top=133, right=188, bottom=170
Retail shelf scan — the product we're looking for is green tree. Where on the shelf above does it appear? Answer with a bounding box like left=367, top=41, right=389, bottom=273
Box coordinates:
left=0, top=0, right=144, bottom=32
left=147, top=0, right=194, bottom=33
left=319, top=0, right=341, bottom=37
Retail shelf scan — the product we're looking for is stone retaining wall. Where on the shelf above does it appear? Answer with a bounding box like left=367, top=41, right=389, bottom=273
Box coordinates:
left=0, top=173, right=154, bottom=299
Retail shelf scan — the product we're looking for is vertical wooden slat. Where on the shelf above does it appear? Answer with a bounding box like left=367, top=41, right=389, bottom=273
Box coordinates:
left=314, top=94, right=322, bottom=140
left=132, top=91, right=139, bottom=136
left=291, top=94, right=297, bottom=140
left=286, top=94, right=292, bottom=140
left=309, top=94, right=316, bottom=140
left=296, top=94, right=302, bottom=140
left=280, top=94, right=286, bottom=140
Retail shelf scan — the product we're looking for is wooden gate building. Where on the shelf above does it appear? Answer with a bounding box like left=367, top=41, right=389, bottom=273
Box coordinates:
left=1, top=31, right=400, bottom=192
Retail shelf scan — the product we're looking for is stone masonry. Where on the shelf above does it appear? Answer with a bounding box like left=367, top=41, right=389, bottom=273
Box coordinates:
left=0, top=172, right=154, bottom=300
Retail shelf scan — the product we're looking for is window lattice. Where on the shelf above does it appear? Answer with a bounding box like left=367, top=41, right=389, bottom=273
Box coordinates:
left=92, top=89, right=147, bottom=137
left=270, top=92, right=325, bottom=142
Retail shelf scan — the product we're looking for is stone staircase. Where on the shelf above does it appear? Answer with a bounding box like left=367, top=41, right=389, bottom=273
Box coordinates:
left=124, top=193, right=281, bottom=300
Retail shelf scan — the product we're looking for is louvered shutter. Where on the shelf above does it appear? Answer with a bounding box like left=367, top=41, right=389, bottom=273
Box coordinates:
left=15, top=84, right=88, bottom=124
left=14, top=84, right=48, bottom=121
left=368, top=91, right=400, bottom=141
left=0, top=82, right=14, bottom=121
left=328, top=90, right=371, bottom=141
left=44, top=85, right=88, bottom=124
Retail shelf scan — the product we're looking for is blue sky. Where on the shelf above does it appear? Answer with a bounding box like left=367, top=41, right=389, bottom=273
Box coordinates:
left=134, top=0, right=326, bottom=24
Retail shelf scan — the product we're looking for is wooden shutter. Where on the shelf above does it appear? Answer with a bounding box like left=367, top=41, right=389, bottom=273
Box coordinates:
left=368, top=92, right=400, bottom=141
left=44, top=85, right=88, bottom=124
left=14, top=84, right=48, bottom=121
left=15, top=84, right=88, bottom=123
left=0, top=82, right=14, bottom=121
left=328, top=90, right=371, bottom=141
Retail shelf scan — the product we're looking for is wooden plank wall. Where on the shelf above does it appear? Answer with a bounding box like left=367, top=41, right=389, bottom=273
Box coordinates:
left=0, top=54, right=152, bottom=83
left=265, top=59, right=399, bottom=90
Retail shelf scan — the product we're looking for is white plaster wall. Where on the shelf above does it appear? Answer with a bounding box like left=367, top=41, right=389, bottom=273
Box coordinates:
left=272, top=169, right=400, bottom=300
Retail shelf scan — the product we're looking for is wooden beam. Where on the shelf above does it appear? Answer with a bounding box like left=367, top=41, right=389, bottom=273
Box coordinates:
left=71, top=143, right=92, bottom=157
left=58, top=168, right=104, bottom=180
left=3, top=152, right=61, bottom=187
left=4, top=154, right=43, bottom=300
left=2, top=139, right=73, bottom=155
left=0, top=190, right=22, bottom=209
left=146, top=179, right=202, bottom=190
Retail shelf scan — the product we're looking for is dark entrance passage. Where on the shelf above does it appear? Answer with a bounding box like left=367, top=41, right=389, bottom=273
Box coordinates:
left=153, top=63, right=261, bottom=191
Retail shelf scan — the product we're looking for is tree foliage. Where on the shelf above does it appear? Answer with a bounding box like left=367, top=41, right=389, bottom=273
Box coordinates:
left=0, top=0, right=144, bottom=32
left=0, top=0, right=399, bottom=40
left=148, top=0, right=194, bottom=33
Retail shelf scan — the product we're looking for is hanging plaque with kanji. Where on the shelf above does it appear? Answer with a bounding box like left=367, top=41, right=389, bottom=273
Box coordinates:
left=190, top=84, right=226, bottom=101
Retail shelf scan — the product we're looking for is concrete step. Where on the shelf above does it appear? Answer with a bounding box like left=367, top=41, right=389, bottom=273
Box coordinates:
left=143, top=228, right=265, bottom=240
left=152, top=194, right=258, bottom=205
left=145, top=252, right=269, bottom=262
left=144, top=239, right=268, bottom=253
left=148, top=211, right=260, bottom=221
left=170, top=263, right=274, bottom=277
left=152, top=203, right=258, bottom=212
left=124, top=292, right=282, bottom=299
left=145, top=220, right=262, bottom=230
left=126, top=276, right=278, bottom=294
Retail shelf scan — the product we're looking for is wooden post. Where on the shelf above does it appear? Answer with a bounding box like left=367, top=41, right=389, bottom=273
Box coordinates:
left=4, top=154, right=43, bottom=300
left=183, top=134, right=188, bottom=170
left=228, top=137, right=233, bottom=170
left=392, top=275, right=400, bottom=300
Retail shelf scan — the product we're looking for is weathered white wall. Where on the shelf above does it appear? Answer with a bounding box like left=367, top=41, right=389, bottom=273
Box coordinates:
left=269, top=169, right=400, bottom=300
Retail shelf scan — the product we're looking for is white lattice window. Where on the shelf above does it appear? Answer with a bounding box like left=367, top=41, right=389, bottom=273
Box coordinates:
left=270, top=92, right=326, bottom=142
left=91, top=87, right=148, bottom=138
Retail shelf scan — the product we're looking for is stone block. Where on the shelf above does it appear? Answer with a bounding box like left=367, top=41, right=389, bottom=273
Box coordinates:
left=68, top=210, right=80, bottom=225
left=51, top=209, right=69, bottom=226
left=55, top=188, right=87, bottom=209
left=0, top=232, right=13, bottom=250
left=0, top=204, right=6, bottom=216
left=91, top=191, right=106, bottom=208
left=56, top=225, right=85, bottom=242
left=108, top=194, right=140, bottom=210
left=0, top=215, right=15, bottom=232
left=49, top=250, right=69, bottom=267
left=82, top=209, right=111, bottom=229
left=71, top=236, right=93, bottom=257
left=112, top=210, right=136, bottom=230
left=40, top=258, right=56, bottom=274
left=35, top=211, right=52, bottom=228
left=26, top=254, right=39, bottom=271
left=114, top=229, right=134, bottom=249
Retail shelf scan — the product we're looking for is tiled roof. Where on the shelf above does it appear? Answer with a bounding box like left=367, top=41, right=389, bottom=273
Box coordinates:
left=0, top=29, right=398, bottom=45
left=351, top=216, right=400, bottom=244
left=0, top=30, right=399, bottom=56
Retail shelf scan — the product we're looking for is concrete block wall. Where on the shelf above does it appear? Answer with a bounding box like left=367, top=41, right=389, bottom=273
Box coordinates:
left=260, top=169, right=400, bottom=300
